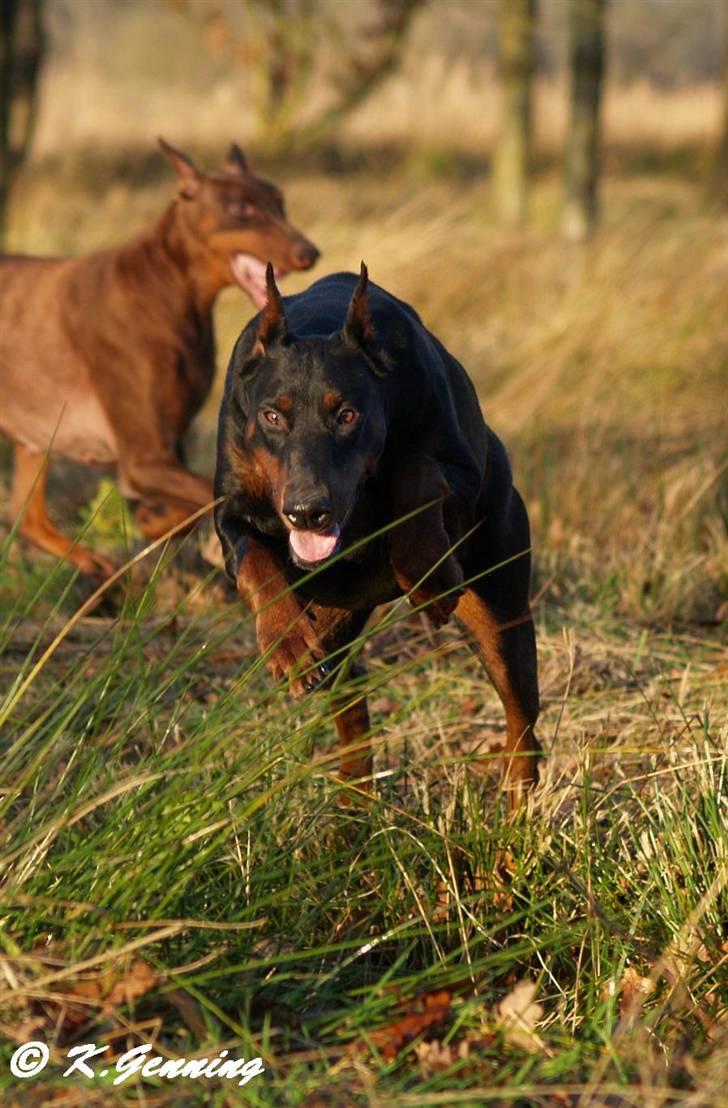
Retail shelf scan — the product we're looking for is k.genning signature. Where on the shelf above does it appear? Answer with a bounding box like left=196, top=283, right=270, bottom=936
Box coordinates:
left=10, top=1040, right=265, bottom=1087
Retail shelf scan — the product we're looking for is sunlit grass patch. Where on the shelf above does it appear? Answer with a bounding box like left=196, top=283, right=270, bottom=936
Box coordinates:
left=0, top=510, right=726, bottom=1102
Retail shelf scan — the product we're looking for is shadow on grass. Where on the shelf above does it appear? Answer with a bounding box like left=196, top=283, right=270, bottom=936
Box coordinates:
left=22, top=134, right=715, bottom=197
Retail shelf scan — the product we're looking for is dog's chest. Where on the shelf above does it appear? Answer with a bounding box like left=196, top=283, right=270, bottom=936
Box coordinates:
left=157, top=324, right=215, bottom=437
left=294, top=540, right=402, bottom=611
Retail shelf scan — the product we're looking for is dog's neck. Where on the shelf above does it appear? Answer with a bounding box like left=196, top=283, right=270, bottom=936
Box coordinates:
left=139, top=202, right=231, bottom=315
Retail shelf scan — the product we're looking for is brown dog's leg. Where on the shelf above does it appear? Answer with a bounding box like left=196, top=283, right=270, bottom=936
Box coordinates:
left=9, top=444, right=114, bottom=578
left=133, top=501, right=206, bottom=542
left=456, top=589, right=540, bottom=811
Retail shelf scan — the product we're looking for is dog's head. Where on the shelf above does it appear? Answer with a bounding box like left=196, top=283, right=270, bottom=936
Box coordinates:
left=159, top=138, right=319, bottom=306
left=231, top=264, right=392, bottom=568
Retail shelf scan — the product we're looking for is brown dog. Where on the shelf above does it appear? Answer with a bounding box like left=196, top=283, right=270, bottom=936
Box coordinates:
left=0, top=139, right=319, bottom=576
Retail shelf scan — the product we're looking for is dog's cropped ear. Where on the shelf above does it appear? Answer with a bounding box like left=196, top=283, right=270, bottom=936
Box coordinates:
left=342, top=262, right=392, bottom=378
left=158, top=137, right=201, bottom=199
left=224, top=142, right=250, bottom=177
left=252, top=264, right=288, bottom=358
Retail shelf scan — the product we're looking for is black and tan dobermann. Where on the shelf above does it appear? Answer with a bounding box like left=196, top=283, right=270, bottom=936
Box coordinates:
left=0, top=139, right=318, bottom=577
left=214, top=265, right=540, bottom=809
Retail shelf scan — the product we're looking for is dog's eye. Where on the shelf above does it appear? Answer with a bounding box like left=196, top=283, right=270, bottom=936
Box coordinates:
left=262, top=409, right=282, bottom=427
left=337, top=408, right=358, bottom=427
left=230, top=202, right=255, bottom=220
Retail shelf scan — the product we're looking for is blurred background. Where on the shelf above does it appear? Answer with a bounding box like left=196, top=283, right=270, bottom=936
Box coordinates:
left=1, top=0, right=727, bottom=625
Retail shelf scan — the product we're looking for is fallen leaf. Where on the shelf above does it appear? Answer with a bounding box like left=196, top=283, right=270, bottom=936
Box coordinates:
left=495, top=979, right=546, bottom=1054
left=618, top=965, right=654, bottom=1015
left=165, top=987, right=208, bottom=1040
left=352, top=989, right=452, bottom=1061
left=103, top=957, right=158, bottom=1010
left=48, top=956, right=159, bottom=1037
left=415, top=1037, right=469, bottom=1076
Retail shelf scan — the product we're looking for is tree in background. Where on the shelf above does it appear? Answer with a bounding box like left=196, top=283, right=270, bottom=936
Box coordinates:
left=0, top=0, right=44, bottom=246
left=563, top=0, right=607, bottom=241
left=493, top=0, right=537, bottom=228
left=246, top=0, right=317, bottom=154
left=712, top=19, right=728, bottom=201
left=172, top=0, right=426, bottom=157
left=296, top=0, right=425, bottom=153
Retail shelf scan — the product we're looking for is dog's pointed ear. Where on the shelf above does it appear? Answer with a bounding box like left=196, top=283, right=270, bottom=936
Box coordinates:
left=159, top=137, right=201, bottom=199
left=342, top=262, right=392, bottom=378
left=224, top=142, right=250, bottom=177
left=253, top=264, right=288, bottom=357
left=343, top=261, right=375, bottom=348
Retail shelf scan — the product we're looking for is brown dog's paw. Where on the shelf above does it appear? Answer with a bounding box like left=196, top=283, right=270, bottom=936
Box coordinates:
left=255, top=600, right=329, bottom=698
left=69, top=545, right=115, bottom=582
left=135, top=502, right=198, bottom=542
left=393, top=552, right=464, bottom=628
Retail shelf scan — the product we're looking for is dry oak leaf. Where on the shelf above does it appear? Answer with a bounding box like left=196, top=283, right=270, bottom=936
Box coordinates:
left=495, top=979, right=547, bottom=1055
left=415, top=1037, right=469, bottom=1077
left=55, top=956, right=159, bottom=1034
left=618, top=965, right=654, bottom=1015
left=353, top=989, right=452, bottom=1062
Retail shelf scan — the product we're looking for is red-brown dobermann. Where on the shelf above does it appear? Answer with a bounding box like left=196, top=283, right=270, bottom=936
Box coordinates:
left=0, top=139, right=318, bottom=577
left=214, top=265, right=540, bottom=810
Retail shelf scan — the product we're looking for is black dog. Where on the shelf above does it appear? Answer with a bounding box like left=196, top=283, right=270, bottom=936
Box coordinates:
left=215, top=265, right=540, bottom=808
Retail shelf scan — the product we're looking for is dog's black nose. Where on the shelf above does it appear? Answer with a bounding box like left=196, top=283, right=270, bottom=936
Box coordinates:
left=284, top=499, right=334, bottom=532
left=291, top=241, right=320, bottom=270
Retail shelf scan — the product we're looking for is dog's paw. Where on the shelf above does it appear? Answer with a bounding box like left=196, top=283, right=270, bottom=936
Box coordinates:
left=255, top=601, right=328, bottom=698
left=70, top=545, right=116, bottom=582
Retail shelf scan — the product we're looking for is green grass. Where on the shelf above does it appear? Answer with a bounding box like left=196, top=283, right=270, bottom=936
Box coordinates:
left=1, top=506, right=726, bottom=1105
left=1, top=159, right=727, bottom=1103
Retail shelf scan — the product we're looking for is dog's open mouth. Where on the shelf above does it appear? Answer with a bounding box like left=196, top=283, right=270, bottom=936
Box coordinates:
left=229, top=254, right=286, bottom=309
left=289, top=526, right=341, bottom=568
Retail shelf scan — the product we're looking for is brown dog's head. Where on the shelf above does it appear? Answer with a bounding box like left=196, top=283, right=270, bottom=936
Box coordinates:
left=159, top=138, right=319, bottom=306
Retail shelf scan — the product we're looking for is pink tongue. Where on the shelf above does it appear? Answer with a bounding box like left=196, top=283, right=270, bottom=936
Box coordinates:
left=289, top=527, right=340, bottom=565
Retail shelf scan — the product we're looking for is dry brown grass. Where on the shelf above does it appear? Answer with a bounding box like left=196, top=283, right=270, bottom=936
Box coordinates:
left=5, top=155, right=727, bottom=628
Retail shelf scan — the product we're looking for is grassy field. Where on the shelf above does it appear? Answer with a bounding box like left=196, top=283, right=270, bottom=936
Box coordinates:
left=0, top=135, right=727, bottom=1105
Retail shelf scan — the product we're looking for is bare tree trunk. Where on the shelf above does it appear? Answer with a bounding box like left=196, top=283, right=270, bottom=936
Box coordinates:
left=296, top=0, right=426, bottom=152
left=563, top=0, right=606, bottom=241
left=0, top=0, right=44, bottom=247
left=494, top=0, right=537, bottom=228
left=711, top=24, right=728, bottom=202
left=248, top=0, right=316, bottom=155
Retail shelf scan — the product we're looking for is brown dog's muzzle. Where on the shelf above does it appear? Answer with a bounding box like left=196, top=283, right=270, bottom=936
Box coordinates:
left=289, top=239, right=320, bottom=270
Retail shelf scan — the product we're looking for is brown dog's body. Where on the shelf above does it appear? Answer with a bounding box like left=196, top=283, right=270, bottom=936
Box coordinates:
left=0, top=141, right=318, bottom=575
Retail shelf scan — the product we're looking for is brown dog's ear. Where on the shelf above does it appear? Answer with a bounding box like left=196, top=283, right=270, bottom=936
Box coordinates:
left=158, top=137, right=201, bottom=199
left=224, top=142, right=250, bottom=177
left=253, top=264, right=288, bottom=357
left=342, top=262, right=392, bottom=378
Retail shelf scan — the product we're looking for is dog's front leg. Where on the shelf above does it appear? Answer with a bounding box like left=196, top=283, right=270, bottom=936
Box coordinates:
left=389, top=453, right=464, bottom=627
left=235, top=539, right=329, bottom=697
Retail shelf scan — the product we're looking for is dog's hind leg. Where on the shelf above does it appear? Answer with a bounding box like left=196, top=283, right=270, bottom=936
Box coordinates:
left=456, top=493, right=540, bottom=811
left=8, top=443, right=114, bottom=579
left=456, top=591, right=540, bottom=810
